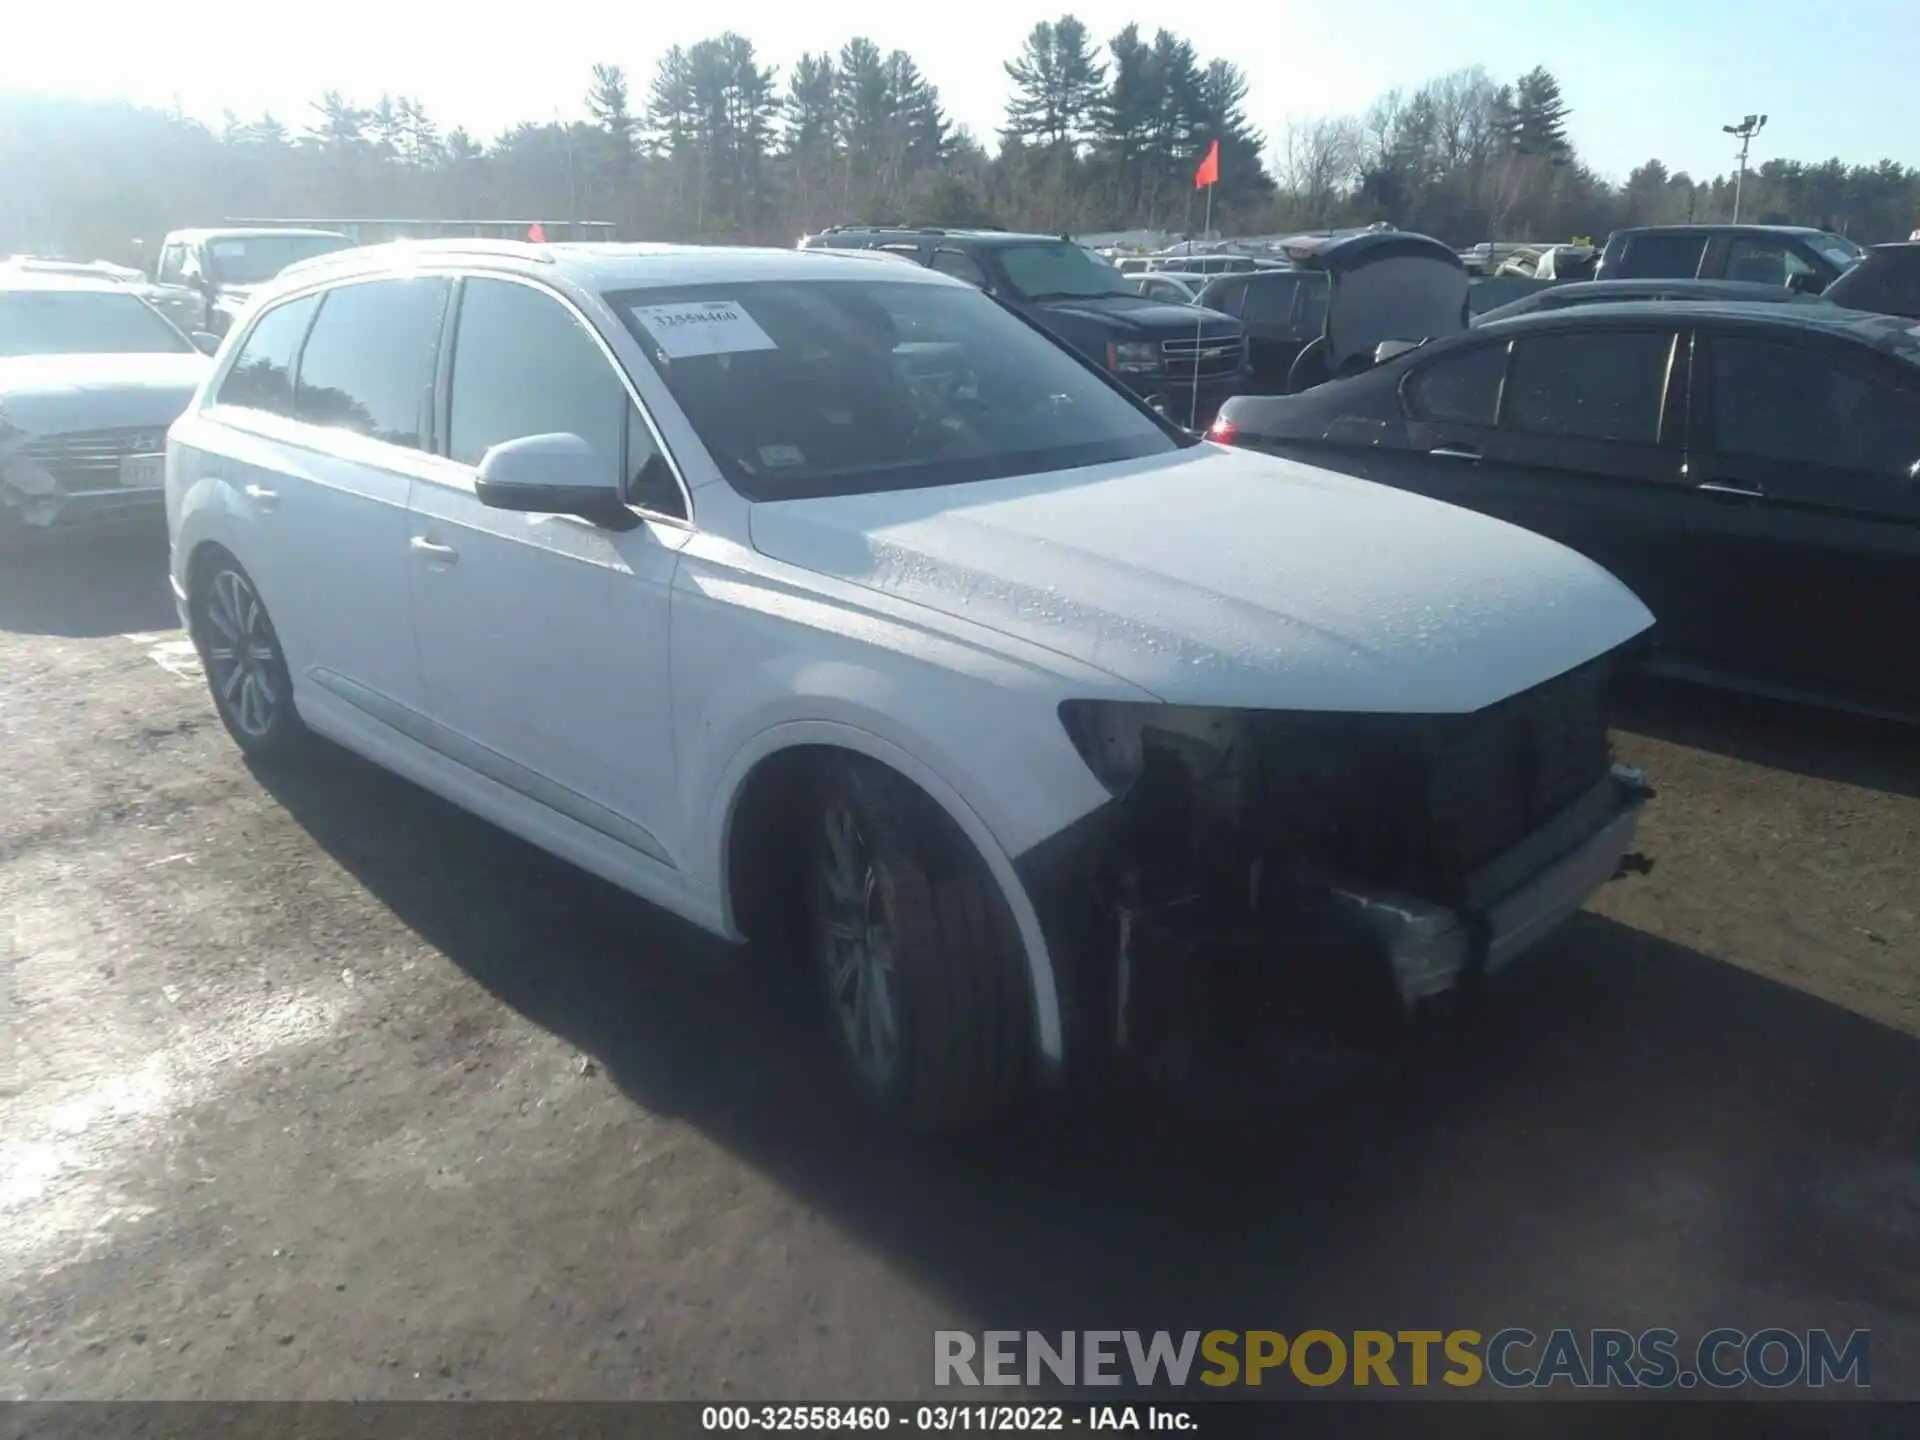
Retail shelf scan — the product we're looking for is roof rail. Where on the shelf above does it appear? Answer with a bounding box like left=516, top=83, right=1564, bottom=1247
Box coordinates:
left=277, top=237, right=558, bottom=280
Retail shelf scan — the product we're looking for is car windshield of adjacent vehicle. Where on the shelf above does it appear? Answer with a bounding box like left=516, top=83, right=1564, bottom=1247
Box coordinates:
left=204, top=234, right=353, bottom=285
left=1809, top=232, right=1865, bottom=272
left=992, top=242, right=1134, bottom=301
left=611, top=278, right=1189, bottom=501
left=0, top=288, right=193, bottom=357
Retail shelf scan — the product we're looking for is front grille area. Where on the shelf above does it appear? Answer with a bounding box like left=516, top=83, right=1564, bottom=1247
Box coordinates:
left=1240, top=655, right=1614, bottom=902
left=19, top=427, right=169, bottom=493
left=1420, top=655, right=1612, bottom=877
left=1161, top=335, right=1245, bottom=379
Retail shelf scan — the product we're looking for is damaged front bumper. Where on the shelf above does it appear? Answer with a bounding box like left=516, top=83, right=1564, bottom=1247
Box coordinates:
left=1327, top=763, right=1650, bottom=1008
left=1019, top=661, right=1655, bottom=1082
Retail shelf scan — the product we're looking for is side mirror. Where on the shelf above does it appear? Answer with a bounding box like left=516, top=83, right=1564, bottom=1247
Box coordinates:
left=474, top=433, right=637, bottom=530
left=190, top=331, right=221, bottom=356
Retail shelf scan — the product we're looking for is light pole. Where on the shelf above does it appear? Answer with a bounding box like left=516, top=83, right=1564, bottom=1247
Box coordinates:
left=1723, top=113, right=1767, bottom=223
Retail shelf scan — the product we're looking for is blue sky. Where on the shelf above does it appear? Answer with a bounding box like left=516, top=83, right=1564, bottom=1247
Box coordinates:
left=6, top=0, right=1916, bottom=184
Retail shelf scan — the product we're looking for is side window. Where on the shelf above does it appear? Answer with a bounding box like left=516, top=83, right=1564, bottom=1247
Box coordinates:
left=1403, top=341, right=1509, bottom=427
left=448, top=277, right=686, bottom=517
left=1708, top=335, right=1920, bottom=477
left=1202, top=277, right=1248, bottom=316
left=156, top=245, right=186, bottom=285
left=929, top=248, right=987, bottom=287
left=293, top=277, right=448, bottom=450
left=1723, top=237, right=1791, bottom=287
left=178, top=247, right=203, bottom=284
left=1619, top=233, right=1708, bottom=279
left=213, top=293, right=321, bottom=416
left=1506, top=330, right=1674, bottom=444
left=1241, top=276, right=1300, bottom=326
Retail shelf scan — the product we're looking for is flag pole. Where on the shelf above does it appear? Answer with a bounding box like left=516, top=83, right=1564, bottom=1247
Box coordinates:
left=1188, top=178, right=1213, bottom=432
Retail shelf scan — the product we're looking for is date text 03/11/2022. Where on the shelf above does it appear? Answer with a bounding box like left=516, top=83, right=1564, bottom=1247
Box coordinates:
left=702, top=1405, right=1188, bottom=1432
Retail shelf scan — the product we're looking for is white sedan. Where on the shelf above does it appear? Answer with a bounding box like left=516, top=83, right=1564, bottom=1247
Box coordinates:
left=166, top=240, right=1654, bottom=1129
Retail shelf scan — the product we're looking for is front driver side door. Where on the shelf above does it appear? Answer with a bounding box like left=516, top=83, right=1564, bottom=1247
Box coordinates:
left=406, top=275, right=692, bottom=871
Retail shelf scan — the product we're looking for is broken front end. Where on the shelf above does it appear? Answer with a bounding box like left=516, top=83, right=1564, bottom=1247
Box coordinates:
left=1019, top=653, right=1653, bottom=1082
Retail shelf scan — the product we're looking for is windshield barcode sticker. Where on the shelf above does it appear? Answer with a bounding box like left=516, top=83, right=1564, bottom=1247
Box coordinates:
left=629, top=300, right=778, bottom=359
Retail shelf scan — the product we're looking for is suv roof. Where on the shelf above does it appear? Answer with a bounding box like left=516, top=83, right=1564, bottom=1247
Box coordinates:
left=164, top=227, right=351, bottom=243
left=256, top=238, right=962, bottom=298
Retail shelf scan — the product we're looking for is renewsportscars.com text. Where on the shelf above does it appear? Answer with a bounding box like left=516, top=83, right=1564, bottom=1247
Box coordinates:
left=934, top=1328, right=1871, bottom=1390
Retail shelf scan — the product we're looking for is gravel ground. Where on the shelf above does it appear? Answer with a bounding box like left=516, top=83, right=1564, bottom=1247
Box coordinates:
left=2, top=528, right=1915, bottom=1402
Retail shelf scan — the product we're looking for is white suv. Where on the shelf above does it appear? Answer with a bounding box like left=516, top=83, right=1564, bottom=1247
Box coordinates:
left=166, top=240, right=1655, bottom=1129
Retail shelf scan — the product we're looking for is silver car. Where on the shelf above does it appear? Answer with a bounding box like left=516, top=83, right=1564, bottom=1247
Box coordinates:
left=1, top=272, right=214, bottom=551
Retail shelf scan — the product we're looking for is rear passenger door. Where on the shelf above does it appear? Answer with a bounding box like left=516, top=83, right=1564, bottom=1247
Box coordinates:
left=1687, top=327, right=1920, bottom=708
left=1401, top=324, right=1744, bottom=662
left=407, top=275, right=690, bottom=868
left=205, top=278, right=448, bottom=717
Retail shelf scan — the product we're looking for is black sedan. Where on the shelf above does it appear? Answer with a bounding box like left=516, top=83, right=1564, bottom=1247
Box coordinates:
left=1209, top=301, right=1920, bottom=719
left=1472, top=278, right=1829, bottom=325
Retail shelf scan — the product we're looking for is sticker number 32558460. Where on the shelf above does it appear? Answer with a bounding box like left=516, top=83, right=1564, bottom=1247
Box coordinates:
left=629, top=300, right=778, bottom=359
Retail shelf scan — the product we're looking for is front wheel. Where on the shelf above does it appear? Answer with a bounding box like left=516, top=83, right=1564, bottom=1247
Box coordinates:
left=806, top=755, right=1030, bottom=1131
left=190, top=556, right=306, bottom=762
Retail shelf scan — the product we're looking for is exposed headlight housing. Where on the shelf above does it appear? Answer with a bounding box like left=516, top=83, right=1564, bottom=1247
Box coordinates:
left=1059, top=700, right=1248, bottom=796
left=1105, top=340, right=1159, bottom=375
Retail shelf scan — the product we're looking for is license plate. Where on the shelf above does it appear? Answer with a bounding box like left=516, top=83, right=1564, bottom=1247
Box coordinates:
left=119, top=453, right=165, bottom=489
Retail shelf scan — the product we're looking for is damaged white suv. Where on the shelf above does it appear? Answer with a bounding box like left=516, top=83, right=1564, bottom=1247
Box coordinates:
left=167, top=241, right=1654, bottom=1129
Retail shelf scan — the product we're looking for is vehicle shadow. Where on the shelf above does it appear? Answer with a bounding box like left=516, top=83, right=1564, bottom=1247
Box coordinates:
left=1614, top=672, right=1920, bottom=801
left=0, top=523, right=177, bottom=638
left=255, top=738, right=1920, bottom=1396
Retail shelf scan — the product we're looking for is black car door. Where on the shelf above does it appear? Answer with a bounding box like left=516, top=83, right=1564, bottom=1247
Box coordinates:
left=1237, top=273, right=1310, bottom=393
left=1396, top=323, right=1752, bottom=664
left=1687, top=325, right=1920, bottom=710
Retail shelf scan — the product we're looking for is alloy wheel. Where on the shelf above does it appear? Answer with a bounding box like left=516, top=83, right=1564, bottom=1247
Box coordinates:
left=815, top=796, right=904, bottom=1090
left=202, top=568, right=282, bottom=740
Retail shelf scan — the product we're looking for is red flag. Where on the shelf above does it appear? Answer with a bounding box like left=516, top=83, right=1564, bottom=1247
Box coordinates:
left=1193, top=139, right=1220, bottom=190
left=527, top=221, right=548, bottom=243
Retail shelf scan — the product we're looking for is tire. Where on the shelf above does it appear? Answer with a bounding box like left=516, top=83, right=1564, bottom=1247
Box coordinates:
left=188, top=554, right=307, bottom=762
left=805, top=754, right=1030, bottom=1131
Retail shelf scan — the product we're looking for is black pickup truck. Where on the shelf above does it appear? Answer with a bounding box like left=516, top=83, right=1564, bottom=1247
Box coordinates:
left=799, top=225, right=1250, bottom=425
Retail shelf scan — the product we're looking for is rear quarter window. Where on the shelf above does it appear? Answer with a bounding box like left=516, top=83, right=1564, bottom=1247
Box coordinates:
left=214, top=293, right=322, bottom=416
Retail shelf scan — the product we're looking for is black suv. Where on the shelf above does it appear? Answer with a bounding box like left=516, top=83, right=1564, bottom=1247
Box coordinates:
left=1594, top=225, right=1864, bottom=293
left=799, top=226, right=1250, bottom=424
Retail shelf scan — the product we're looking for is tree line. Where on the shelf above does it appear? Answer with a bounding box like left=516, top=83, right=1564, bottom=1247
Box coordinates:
left=4, top=16, right=1917, bottom=266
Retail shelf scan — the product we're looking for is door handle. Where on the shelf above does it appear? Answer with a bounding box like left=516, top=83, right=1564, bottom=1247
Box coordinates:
left=243, top=483, right=279, bottom=508
left=1428, top=446, right=1481, bottom=461
left=409, top=536, right=459, bottom=563
left=1695, top=480, right=1765, bottom=498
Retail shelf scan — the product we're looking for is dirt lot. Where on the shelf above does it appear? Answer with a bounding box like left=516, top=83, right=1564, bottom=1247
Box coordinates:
left=2, top=528, right=1916, bottom=1401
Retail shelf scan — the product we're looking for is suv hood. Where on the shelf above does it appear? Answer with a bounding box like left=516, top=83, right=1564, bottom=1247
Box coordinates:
left=0, top=353, right=210, bottom=436
left=1041, top=293, right=1241, bottom=340
left=748, top=446, right=1652, bottom=713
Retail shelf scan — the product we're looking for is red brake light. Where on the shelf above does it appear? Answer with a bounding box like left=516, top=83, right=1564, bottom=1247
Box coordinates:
left=1206, top=415, right=1240, bottom=445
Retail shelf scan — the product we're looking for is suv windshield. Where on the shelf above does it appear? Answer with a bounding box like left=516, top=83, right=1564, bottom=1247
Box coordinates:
left=1810, top=232, right=1864, bottom=272
left=204, top=234, right=353, bottom=285
left=0, top=289, right=193, bottom=356
left=610, top=278, right=1187, bottom=501
left=992, top=243, right=1133, bottom=301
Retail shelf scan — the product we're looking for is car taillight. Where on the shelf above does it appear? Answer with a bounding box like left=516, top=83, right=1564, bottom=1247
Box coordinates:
left=1206, top=415, right=1240, bottom=445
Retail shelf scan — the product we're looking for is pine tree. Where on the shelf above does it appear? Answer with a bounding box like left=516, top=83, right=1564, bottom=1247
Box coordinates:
left=1002, top=15, right=1107, bottom=147
left=1196, top=60, right=1272, bottom=208
left=586, top=64, right=636, bottom=167
left=1511, top=66, right=1570, bottom=159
